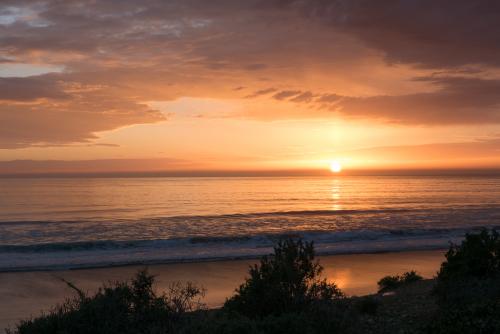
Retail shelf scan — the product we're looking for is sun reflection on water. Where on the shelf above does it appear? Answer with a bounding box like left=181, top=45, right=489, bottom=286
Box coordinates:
left=331, top=179, right=342, bottom=211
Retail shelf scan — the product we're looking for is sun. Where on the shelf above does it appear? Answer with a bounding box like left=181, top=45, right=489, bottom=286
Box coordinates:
left=330, top=161, right=342, bottom=173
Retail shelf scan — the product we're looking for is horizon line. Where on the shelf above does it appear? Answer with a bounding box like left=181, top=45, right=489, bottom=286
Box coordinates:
left=2, top=167, right=500, bottom=178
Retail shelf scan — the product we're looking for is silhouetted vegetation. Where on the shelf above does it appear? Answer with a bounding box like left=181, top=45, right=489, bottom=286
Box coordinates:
left=8, top=233, right=500, bottom=333
left=437, top=229, right=500, bottom=285
left=223, top=238, right=343, bottom=317
left=428, top=229, right=500, bottom=333
left=352, top=295, right=380, bottom=315
left=181, top=303, right=353, bottom=334
left=377, top=270, right=423, bottom=293
left=188, top=238, right=351, bottom=333
left=10, top=269, right=205, bottom=334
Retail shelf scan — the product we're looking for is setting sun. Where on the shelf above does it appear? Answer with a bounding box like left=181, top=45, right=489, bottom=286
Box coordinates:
left=330, top=161, right=342, bottom=173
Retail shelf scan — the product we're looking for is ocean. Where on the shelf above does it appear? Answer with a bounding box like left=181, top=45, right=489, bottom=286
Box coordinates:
left=1, top=175, right=499, bottom=271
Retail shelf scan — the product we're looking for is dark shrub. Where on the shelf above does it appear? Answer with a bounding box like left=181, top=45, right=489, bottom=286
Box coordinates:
left=434, top=229, right=500, bottom=303
left=353, top=296, right=380, bottom=315
left=179, top=311, right=259, bottom=334
left=429, top=229, right=500, bottom=333
left=182, top=301, right=351, bottom=334
left=12, top=269, right=204, bottom=334
left=402, top=270, right=424, bottom=283
left=437, top=229, right=500, bottom=284
left=428, top=279, right=500, bottom=334
left=377, top=275, right=400, bottom=292
left=223, top=238, right=343, bottom=318
left=256, top=306, right=349, bottom=334
left=377, top=270, right=423, bottom=293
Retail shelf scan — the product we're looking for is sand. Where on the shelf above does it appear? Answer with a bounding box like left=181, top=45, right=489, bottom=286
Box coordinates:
left=0, top=250, right=445, bottom=331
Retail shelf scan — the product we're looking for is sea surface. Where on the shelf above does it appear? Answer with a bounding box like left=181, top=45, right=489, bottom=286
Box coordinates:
left=1, top=176, right=499, bottom=271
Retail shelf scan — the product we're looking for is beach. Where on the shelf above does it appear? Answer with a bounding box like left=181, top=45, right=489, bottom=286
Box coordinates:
left=0, top=249, right=445, bottom=331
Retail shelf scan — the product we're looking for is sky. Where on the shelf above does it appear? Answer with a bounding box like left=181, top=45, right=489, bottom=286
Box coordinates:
left=1, top=0, right=500, bottom=174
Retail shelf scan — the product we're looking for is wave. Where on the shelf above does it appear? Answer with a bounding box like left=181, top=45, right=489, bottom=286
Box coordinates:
left=1, top=226, right=496, bottom=272
left=1, top=206, right=498, bottom=226
left=0, top=209, right=404, bottom=226
left=0, top=227, right=462, bottom=253
left=1, top=205, right=499, bottom=271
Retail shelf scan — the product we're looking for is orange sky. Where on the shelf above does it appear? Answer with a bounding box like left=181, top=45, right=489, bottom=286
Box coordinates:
left=1, top=1, right=500, bottom=174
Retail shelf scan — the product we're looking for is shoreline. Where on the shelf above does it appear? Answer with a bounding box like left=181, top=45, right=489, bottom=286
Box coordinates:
left=0, top=249, right=446, bottom=330
left=0, top=246, right=448, bottom=273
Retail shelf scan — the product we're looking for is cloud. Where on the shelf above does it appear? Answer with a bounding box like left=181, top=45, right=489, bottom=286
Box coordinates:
left=1, top=0, right=500, bottom=149
left=316, top=93, right=342, bottom=104
left=290, top=91, right=315, bottom=103
left=0, top=158, right=192, bottom=174
left=244, top=63, right=268, bottom=71
left=336, top=77, right=500, bottom=124
left=0, top=75, right=67, bottom=100
left=272, top=90, right=302, bottom=100
left=245, top=88, right=277, bottom=98
left=300, top=0, right=500, bottom=68
left=339, top=137, right=500, bottom=167
left=245, top=77, right=500, bottom=124
left=0, top=75, right=165, bottom=148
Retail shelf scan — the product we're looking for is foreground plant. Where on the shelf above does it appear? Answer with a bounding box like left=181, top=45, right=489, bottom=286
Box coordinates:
left=377, top=270, right=423, bottom=293
left=11, top=269, right=204, bottom=334
left=438, top=228, right=500, bottom=284
left=429, top=229, right=500, bottom=333
left=223, top=238, right=343, bottom=318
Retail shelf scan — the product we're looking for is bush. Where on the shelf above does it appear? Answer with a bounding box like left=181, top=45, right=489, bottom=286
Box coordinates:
left=181, top=301, right=351, bottom=334
left=12, top=269, right=205, bottom=334
left=223, top=238, right=343, bottom=318
left=437, top=229, right=500, bottom=284
left=428, top=280, right=500, bottom=334
left=377, top=270, right=423, bottom=293
left=429, top=229, right=500, bottom=333
left=435, top=229, right=500, bottom=303
left=353, top=296, right=380, bottom=315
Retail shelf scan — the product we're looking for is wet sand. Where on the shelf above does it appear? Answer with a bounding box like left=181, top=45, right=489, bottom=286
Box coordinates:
left=0, top=250, right=445, bottom=331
